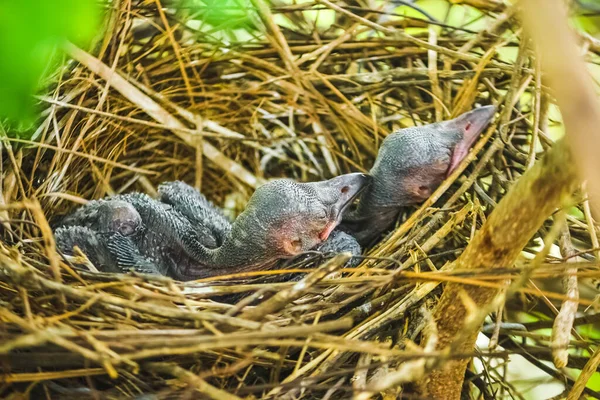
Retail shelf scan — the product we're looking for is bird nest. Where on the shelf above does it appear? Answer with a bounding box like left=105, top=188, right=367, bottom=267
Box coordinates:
left=1, top=1, right=599, bottom=399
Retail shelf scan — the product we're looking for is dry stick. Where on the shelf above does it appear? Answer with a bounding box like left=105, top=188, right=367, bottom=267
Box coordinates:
left=1, top=255, right=261, bottom=330
left=582, top=191, right=600, bottom=260
left=338, top=205, right=472, bottom=339
left=427, top=27, right=444, bottom=120
left=300, top=21, right=361, bottom=70
left=128, top=336, right=401, bottom=361
left=62, top=42, right=263, bottom=189
left=422, top=139, right=579, bottom=399
left=7, top=136, right=155, bottom=175
left=37, top=98, right=252, bottom=141
left=552, top=219, right=579, bottom=368
left=193, top=114, right=204, bottom=191
left=126, top=83, right=317, bottom=176
left=3, top=368, right=107, bottom=383
left=153, top=0, right=195, bottom=107
left=240, top=253, right=351, bottom=321
left=520, top=0, right=600, bottom=214
left=315, top=0, right=516, bottom=73
left=352, top=353, right=372, bottom=394
left=528, top=56, right=544, bottom=168
left=266, top=206, right=472, bottom=398
left=24, top=199, right=62, bottom=283
left=456, top=6, right=516, bottom=56
left=250, top=0, right=340, bottom=174
left=144, top=362, right=243, bottom=400
left=567, top=348, right=600, bottom=400
left=343, top=67, right=504, bottom=85
left=519, top=1, right=600, bottom=397
left=1, top=319, right=352, bottom=355
left=363, top=309, right=438, bottom=394
left=0, top=308, right=130, bottom=377
left=267, top=280, right=447, bottom=399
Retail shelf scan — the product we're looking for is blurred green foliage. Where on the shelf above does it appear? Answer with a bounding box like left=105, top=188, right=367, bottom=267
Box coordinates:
left=0, top=0, right=101, bottom=129
left=183, top=0, right=254, bottom=31
left=574, top=0, right=600, bottom=34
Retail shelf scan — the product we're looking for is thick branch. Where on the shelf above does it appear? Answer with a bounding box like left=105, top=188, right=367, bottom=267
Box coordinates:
left=420, top=0, right=600, bottom=396
left=422, top=139, right=579, bottom=398
left=521, top=0, right=600, bottom=214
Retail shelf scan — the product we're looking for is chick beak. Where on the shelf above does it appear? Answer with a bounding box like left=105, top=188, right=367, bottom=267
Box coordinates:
left=318, top=173, right=371, bottom=241
left=445, top=105, right=496, bottom=176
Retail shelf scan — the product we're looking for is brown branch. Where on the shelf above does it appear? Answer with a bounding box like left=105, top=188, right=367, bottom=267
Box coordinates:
left=519, top=1, right=600, bottom=396
left=62, top=42, right=264, bottom=189
left=144, top=362, right=243, bottom=400
left=240, top=253, right=351, bottom=321
left=520, top=0, right=600, bottom=214
left=568, top=347, right=600, bottom=400
left=421, top=138, right=579, bottom=398
left=417, top=0, right=600, bottom=396
left=1, top=254, right=262, bottom=330
left=552, top=221, right=580, bottom=368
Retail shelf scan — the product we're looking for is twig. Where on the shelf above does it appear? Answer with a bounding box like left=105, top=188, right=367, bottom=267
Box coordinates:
left=552, top=218, right=580, bottom=368
left=144, top=362, right=243, bottom=400
left=423, top=139, right=578, bottom=398
left=240, top=253, right=351, bottom=321
left=62, top=42, right=264, bottom=189
left=521, top=0, right=600, bottom=214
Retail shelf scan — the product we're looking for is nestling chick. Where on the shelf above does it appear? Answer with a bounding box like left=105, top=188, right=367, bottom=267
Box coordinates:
left=55, top=174, right=370, bottom=280
left=342, top=106, right=496, bottom=245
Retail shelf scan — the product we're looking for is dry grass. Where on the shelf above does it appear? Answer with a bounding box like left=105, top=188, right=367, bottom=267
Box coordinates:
left=1, top=0, right=600, bottom=398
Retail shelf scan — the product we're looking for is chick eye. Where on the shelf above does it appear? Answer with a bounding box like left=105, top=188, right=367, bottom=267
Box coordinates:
left=416, top=185, right=431, bottom=198
left=283, top=238, right=303, bottom=255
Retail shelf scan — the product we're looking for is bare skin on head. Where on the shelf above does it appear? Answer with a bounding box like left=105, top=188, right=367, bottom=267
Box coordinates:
left=341, top=106, right=496, bottom=245
left=55, top=174, right=370, bottom=280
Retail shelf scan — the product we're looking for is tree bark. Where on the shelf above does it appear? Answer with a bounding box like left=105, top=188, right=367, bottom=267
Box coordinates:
left=421, top=0, right=600, bottom=395
left=520, top=0, right=600, bottom=216
left=422, top=139, right=579, bottom=398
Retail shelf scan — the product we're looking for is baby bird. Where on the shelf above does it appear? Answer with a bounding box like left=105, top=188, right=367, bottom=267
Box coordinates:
left=342, top=106, right=496, bottom=245
left=55, top=174, right=370, bottom=279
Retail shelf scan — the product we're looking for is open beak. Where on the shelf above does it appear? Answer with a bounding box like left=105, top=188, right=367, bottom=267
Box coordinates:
left=330, top=172, right=371, bottom=217
left=445, top=105, right=496, bottom=176
left=316, top=173, right=371, bottom=241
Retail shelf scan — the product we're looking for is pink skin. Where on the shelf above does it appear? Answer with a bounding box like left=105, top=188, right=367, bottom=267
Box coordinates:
left=445, top=105, right=496, bottom=177
left=279, top=173, right=371, bottom=255
left=318, top=177, right=368, bottom=242
left=319, top=221, right=337, bottom=241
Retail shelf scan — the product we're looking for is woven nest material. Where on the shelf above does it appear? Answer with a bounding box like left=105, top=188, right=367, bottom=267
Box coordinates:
left=1, top=1, right=600, bottom=399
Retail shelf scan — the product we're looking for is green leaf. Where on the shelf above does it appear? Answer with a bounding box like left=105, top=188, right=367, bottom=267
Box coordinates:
left=183, top=0, right=255, bottom=31
left=0, top=0, right=101, bottom=128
